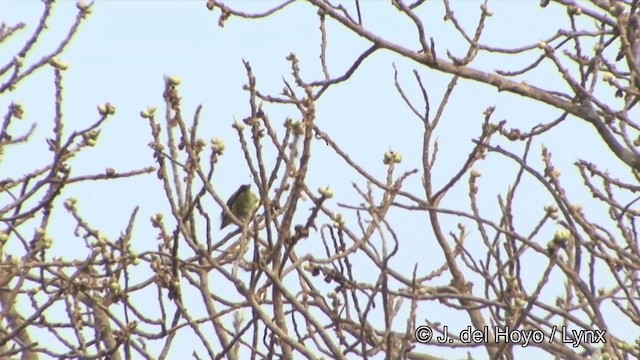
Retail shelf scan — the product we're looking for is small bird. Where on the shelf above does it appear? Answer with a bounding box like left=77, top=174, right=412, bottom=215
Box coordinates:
left=220, top=184, right=258, bottom=229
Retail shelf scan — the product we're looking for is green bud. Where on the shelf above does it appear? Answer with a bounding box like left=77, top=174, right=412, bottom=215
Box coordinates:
left=383, top=151, right=393, bottom=165
left=140, top=107, right=156, bottom=119
left=50, top=58, right=69, bottom=70
left=166, top=75, right=181, bottom=86
left=98, top=103, right=115, bottom=116
left=383, top=150, right=402, bottom=165
left=13, top=56, right=23, bottom=67
left=318, top=186, right=334, bottom=198
left=392, top=152, right=402, bottom=163
left=232, top=121, right=245, bottom=131
left=64, top=197, right=78, bottom=210
left=332, top=213, right=346, bottom=228
left=11, top=103, right=24, bottom=119
left=212, top=138, right=226, bottom=154
left=553, top=229, right=571, bottom=242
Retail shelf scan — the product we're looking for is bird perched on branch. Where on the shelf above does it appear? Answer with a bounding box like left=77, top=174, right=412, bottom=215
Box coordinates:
left=220, top=184, right=258, bottom=229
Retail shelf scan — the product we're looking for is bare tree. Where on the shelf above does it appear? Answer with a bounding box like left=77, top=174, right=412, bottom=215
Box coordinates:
left=2, top=0, right=640, bottom=359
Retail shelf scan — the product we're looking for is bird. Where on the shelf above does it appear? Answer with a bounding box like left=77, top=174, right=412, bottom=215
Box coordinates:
left=220, top=184, right=258, bottom=229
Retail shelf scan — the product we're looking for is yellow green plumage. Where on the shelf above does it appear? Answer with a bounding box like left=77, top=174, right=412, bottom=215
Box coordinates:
left=220, top=184, right=258, bottom=229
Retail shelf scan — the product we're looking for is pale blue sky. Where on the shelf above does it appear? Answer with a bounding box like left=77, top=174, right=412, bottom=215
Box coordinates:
left=1, top=1, right=634, bottom=359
